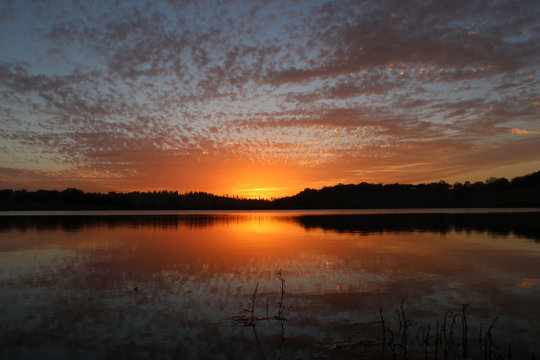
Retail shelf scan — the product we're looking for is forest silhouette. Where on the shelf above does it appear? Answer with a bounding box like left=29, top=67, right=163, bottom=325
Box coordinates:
left=1, top=170, right=539, bottom=210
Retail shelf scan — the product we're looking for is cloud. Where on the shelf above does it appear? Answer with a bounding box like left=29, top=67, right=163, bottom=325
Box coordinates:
left=265, top=0, right=539, bottom=85
left=0, top=0, right=539, bottom=194
left=510, top=128, right=540, bottom=135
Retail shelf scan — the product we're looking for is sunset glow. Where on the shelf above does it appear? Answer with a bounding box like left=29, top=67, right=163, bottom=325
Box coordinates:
left=1, top=0, right=539, bottom=196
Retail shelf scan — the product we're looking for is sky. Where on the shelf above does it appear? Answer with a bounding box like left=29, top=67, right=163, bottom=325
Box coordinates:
left=1, top=0, right=539, bottom=198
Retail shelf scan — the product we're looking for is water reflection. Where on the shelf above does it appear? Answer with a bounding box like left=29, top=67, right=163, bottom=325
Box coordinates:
left=2, top=211, right=540, bottom=241
left=293, top=212, right=540, bottom=241
left=0, top=214, right=245, bottom=232
left=0, top=212, right=539, bottom=359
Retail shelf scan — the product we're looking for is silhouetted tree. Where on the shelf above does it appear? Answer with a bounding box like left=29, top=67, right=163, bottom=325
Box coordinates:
left=1, top=170, right=539, bottom=210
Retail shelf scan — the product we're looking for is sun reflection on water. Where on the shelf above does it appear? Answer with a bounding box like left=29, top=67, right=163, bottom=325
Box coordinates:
left=1, top=212, right=540, bottom=358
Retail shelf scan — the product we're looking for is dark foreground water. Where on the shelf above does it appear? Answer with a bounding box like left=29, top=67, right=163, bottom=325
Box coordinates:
left=1, top=210, right=539, bottom=359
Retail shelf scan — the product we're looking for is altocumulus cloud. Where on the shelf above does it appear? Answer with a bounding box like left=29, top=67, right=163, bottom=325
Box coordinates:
left=0, top=0, right=539, bottom=194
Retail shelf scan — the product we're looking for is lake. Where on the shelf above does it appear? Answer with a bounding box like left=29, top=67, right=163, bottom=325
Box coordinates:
left=1, top=210, right=539, bottom=359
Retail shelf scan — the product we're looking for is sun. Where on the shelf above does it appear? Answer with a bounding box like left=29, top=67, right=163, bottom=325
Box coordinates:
left=232, top=186, right=293, bottom=200
left=224, top=165, right=304, bottom=199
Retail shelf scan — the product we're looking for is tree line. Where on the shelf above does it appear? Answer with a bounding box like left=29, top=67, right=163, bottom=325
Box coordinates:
left=1, top=170, right=539, bottom=210
left=273, top=170, right=540, bottom=209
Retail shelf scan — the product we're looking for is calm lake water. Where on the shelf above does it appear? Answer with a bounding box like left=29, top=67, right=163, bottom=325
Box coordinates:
left=1, top=210, right=539, bottom=359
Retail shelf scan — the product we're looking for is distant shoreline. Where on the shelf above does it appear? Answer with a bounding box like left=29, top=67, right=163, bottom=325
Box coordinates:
left=1, top=170, right=539, bottom=211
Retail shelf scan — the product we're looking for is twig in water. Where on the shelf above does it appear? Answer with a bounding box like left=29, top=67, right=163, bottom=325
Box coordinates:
left=417, top=324, right=430, bottom=360
left=442, top=311, right=452, bottom=359
left=251, top=281, right=259, bottom=321
left=379, top=309, right=386, bottom=360
left=277, top=269, right=286, bottom=320
left=479, top=324, right=484, bottom=354
left=462, top=304, right=469, bottom=360
left=400, top=299, right=409, bottom=360
left=387, top=327, right=397, bottom=357
left=484, top=316, right=499, bottom=360
left=435, top=319, right=439, bottom=360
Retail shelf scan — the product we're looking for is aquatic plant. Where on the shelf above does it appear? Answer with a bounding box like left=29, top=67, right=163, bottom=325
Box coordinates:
left=276, top=269, right=286, bottom=321
left=231, top=270, right=287, bottom=326
left=330, top=301, right=530, bottom=360
left=231, top=281, right=536, bottom=359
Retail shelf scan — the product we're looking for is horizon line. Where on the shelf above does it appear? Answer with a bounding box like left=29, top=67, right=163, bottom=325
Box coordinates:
left=1, top=169, right=537, bottom=200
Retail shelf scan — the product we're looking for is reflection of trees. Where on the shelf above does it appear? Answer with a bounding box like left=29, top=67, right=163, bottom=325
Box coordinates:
left=0, top=214, right=249, bottom=232
left=293, top=213, right=540, bottom=241
left=3, top=212, right=540, bottom=241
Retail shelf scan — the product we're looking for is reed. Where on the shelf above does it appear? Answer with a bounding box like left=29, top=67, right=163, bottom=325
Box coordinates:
left=330, top=302, right=529, bottom=360
left=231, top=282, right=536, bottom=359
left=231, top=269, right=287, bottom=326
left=276, top=269, right=286, bottom=321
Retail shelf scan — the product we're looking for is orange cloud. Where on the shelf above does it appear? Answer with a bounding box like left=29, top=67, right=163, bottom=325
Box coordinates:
left=510, top=129, right=540, bottom=135
left=2, top=0, right=540, bottom=195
